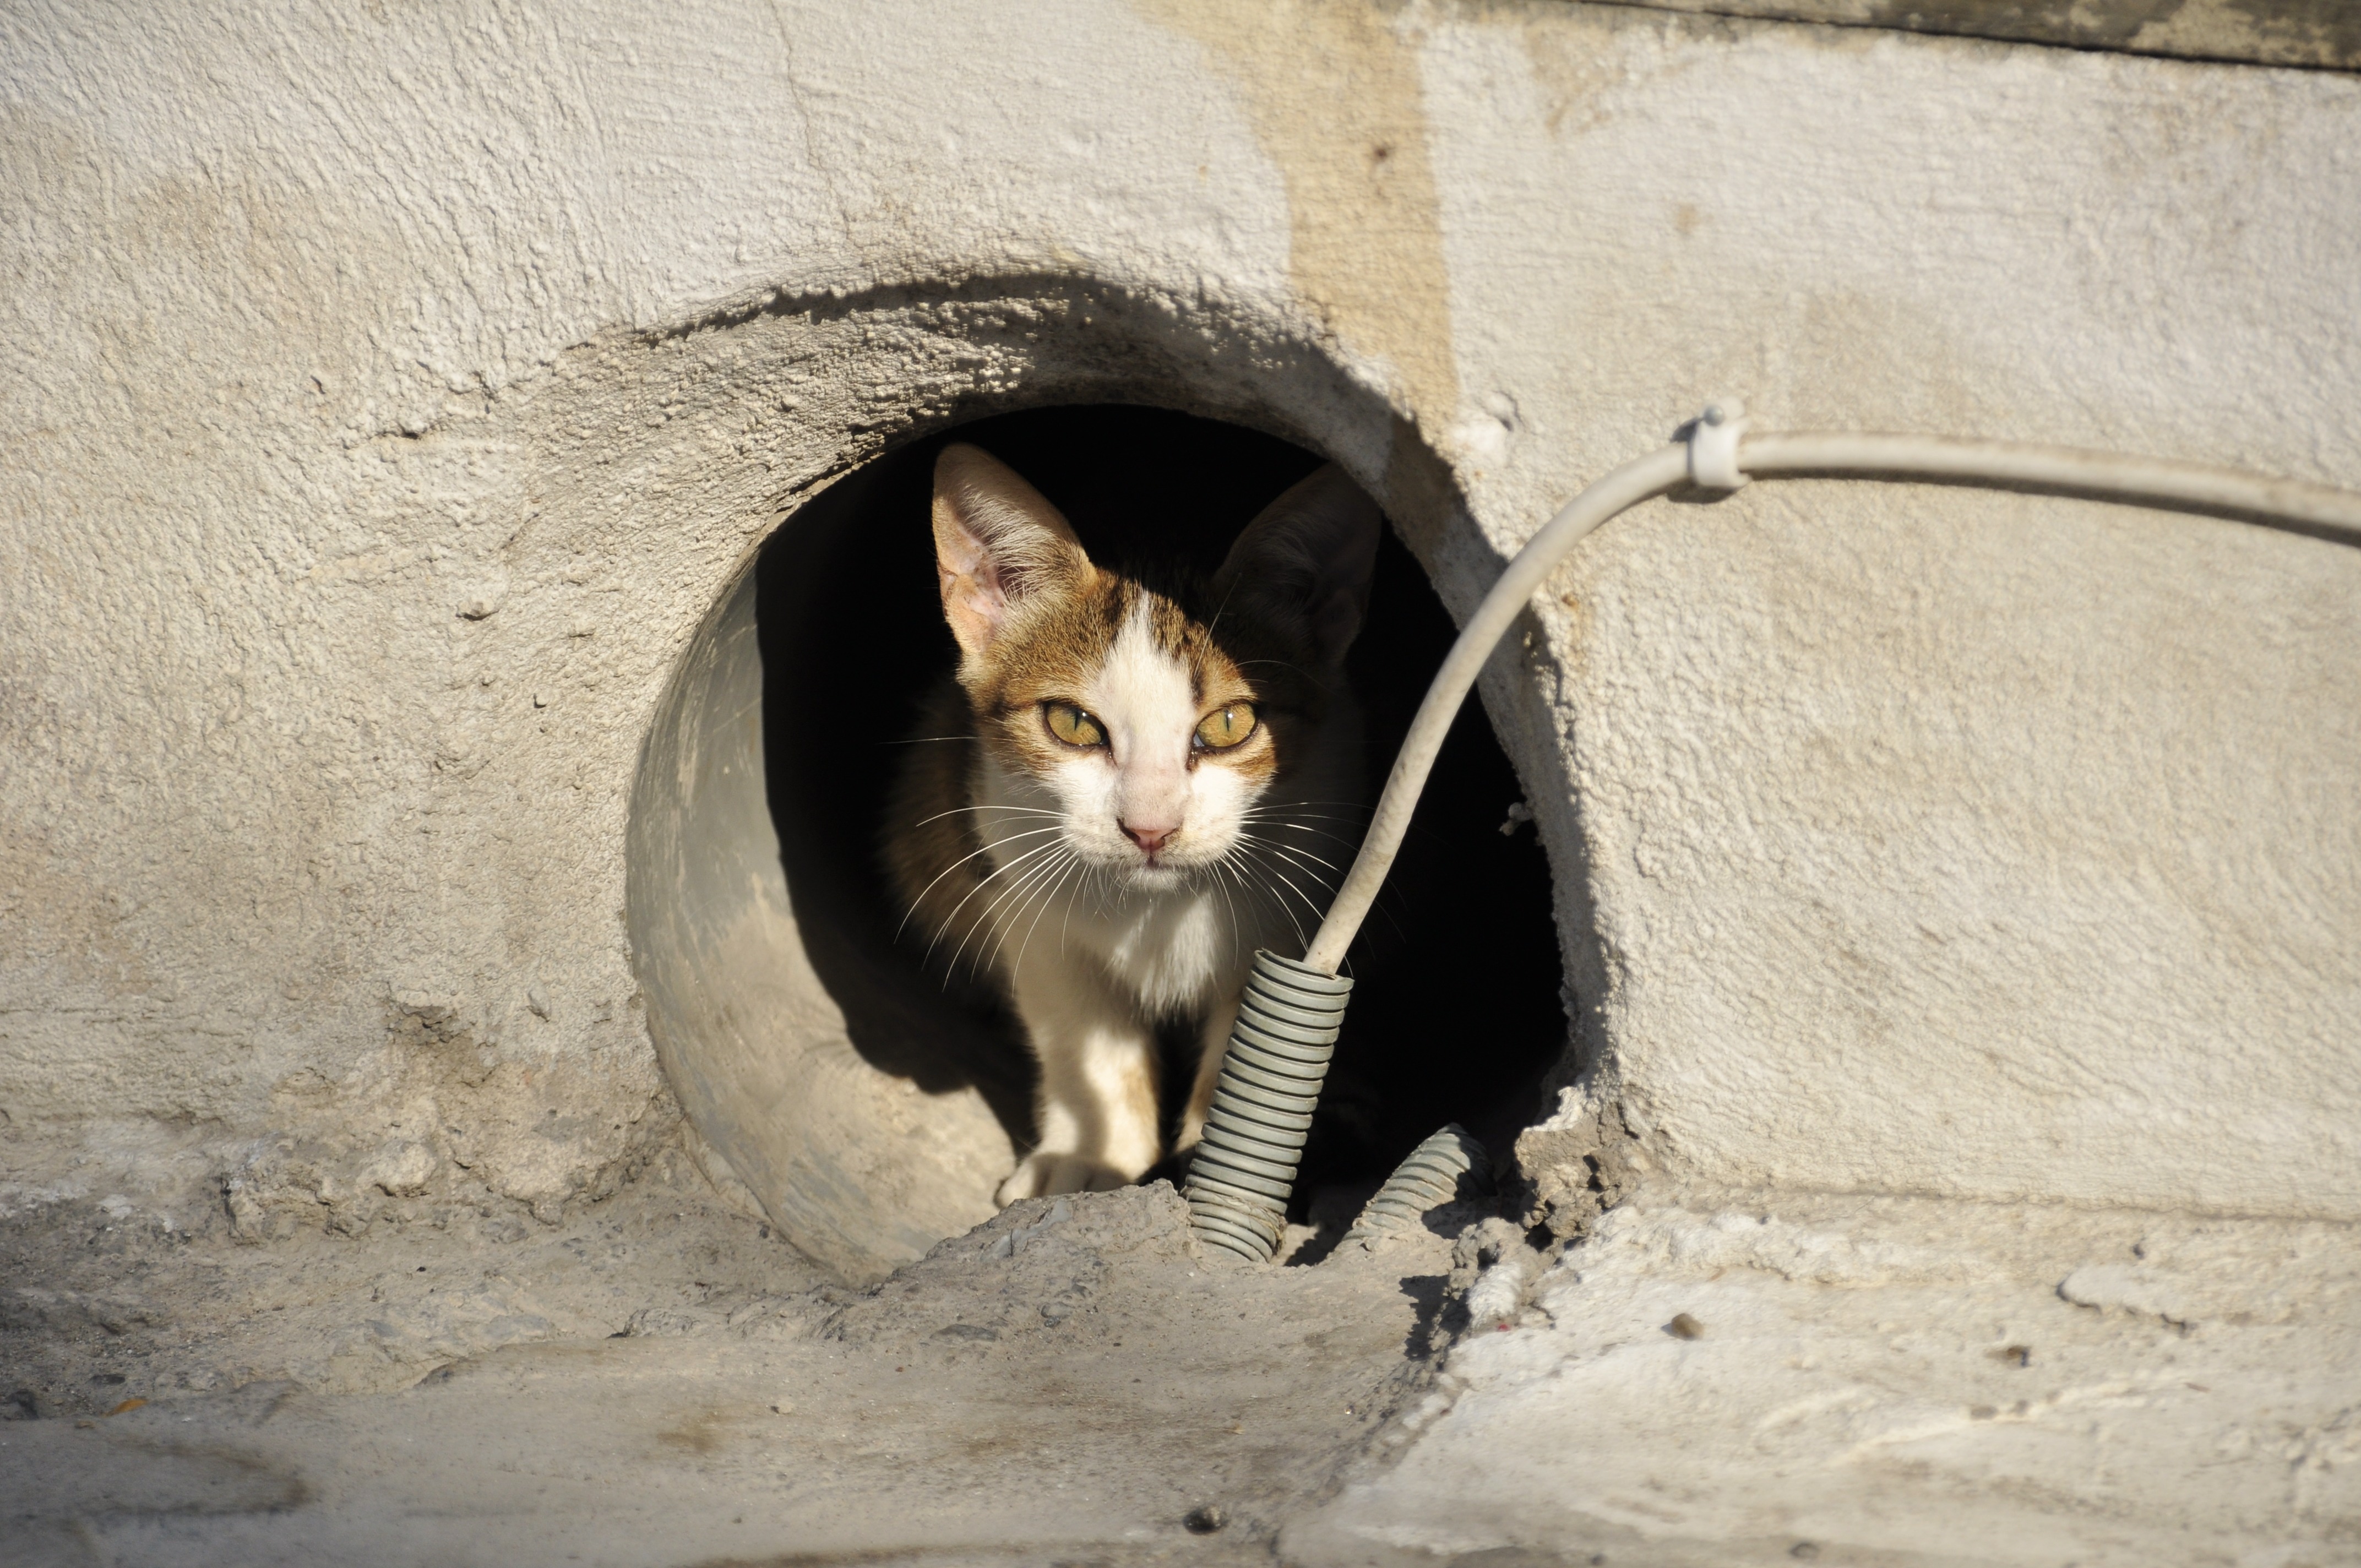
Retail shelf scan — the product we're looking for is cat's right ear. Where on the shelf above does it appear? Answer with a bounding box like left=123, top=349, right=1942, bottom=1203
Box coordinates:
left=1214, top=464, right=1383, bottom=669
left=931, top=444, right=1090, bottom=663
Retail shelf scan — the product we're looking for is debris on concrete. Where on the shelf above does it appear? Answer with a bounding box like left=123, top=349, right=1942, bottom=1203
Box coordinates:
left=1285, top=1189, right=2361, bottom=1567
left=6, top=1149, right=2355, bottom=1565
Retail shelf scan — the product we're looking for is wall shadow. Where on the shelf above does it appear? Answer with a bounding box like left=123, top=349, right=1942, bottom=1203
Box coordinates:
left=755, top=404, right=1568, bottom=1194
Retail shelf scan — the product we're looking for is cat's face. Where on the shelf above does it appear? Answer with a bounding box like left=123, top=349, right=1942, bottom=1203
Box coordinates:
left=929, top=444, right=1380, bottom=894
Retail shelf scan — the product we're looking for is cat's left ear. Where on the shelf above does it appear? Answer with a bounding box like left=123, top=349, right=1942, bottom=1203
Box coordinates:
left=931, top=443, right=1090, bottom=665
left=1214, top=464, right=1383, bottom=668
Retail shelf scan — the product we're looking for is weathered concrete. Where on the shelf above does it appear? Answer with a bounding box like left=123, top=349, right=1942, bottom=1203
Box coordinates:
left=3, top=10, right=2358, bottom=1550
left=8, top=1182, right=2352, bottom=1564
left=0, top=1184, right=1456, bottom=1567
left=625, top=558, right=1013, bottom=1282
left=1615, top=0, right=2361, bottom=72
left=1292, top=1189, right=2361, bottom=1565
left=8, top=0, right=2353, bottom=1249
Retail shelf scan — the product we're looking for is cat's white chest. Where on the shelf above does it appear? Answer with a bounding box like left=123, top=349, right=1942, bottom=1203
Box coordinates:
left=1058, top=883, right=1243, bottom=1018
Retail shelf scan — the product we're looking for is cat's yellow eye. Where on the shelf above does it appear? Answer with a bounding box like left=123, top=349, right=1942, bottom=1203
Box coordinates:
left=1043, top=701, right=1106, bottom=749
left=1194, top=703, right=1257, bottom=751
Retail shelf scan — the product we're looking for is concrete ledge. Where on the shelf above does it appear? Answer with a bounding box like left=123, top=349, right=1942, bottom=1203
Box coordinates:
left=1596, top=0, right=2361, bottom=71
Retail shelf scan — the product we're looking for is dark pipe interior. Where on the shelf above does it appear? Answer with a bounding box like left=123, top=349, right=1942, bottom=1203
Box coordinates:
left=757, top=405, right=1567, bottom=1204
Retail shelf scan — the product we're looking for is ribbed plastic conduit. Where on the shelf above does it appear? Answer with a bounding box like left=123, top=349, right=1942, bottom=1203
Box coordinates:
left=1342, top=1123, right=1493, bottom=1247
left=1182, top=952, right=1354, bottom=1261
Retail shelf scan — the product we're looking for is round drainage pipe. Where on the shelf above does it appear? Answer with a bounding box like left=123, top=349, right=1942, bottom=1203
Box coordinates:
left=1184, top=404, right=2361, bottom=1262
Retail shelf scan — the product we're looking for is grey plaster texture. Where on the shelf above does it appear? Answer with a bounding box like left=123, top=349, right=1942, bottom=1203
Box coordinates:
left=2, top=3, right=2359, bottom=1556
left=6, top=0, right=2354, bottom=1245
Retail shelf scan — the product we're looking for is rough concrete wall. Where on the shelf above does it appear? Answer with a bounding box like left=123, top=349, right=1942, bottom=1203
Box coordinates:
left=2, top=1, right=2354, bottom=1239
left=1413, top=11, right=2361, bottom=1221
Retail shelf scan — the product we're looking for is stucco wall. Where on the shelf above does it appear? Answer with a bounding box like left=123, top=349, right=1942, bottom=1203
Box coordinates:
left=3, top=0, right=2355, bottom=1243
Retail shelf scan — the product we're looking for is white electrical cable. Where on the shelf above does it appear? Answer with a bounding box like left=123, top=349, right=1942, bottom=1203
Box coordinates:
left=1298, top=442, right=1689, bottom=974
left=1300, top=413, right=2361, bottom=974
left=1743, top=431, right=2361, bottom=536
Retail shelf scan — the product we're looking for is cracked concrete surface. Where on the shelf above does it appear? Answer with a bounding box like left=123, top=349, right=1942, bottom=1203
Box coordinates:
left=7, top=1183, right=2354, bottom=1566
left=3, top=1184, right=1462, bottom=1566
left=1297, top=1193, right=2361, bottom=1566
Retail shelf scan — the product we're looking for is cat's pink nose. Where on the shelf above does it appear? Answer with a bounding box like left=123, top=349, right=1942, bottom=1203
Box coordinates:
left=1123, top=822, right=1177, bottom=856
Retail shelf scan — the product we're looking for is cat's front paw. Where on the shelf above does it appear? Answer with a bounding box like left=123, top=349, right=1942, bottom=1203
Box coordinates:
left=995, top=1151, right=1131, bottom=1206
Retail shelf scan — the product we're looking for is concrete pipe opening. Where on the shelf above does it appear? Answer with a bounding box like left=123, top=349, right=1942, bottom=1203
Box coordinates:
left=627, top=406, right=1568, bottom=1281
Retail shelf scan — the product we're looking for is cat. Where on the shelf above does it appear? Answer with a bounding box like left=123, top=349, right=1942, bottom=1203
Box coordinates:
left=886, top=442, right=1381, bottom=1205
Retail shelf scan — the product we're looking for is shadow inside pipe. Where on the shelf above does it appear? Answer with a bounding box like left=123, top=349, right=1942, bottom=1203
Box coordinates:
left=755, top=404, right=1568, bottom=1196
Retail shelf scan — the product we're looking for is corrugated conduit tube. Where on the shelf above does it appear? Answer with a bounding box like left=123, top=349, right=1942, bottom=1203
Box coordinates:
left=1184, top=403, right=2361, bottom=1262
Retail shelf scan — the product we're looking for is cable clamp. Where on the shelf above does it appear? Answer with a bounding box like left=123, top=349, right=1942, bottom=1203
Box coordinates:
left=1688, top=400, right=1750, bottom=491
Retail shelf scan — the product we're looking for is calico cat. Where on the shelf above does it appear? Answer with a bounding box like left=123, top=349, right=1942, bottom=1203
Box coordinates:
left=887, top=443, right=1381, bottom=1204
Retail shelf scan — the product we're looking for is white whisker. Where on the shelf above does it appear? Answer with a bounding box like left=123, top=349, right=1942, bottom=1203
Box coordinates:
left=923, top=836, right=1068, bottom=968
left=1210, top=857, right=1243, bottom=946
left=912, top=803, right=1065, bottom=826
left=1236, top=830, right=1342, bottom=876
left=1245, top=844, right=1341, bottom=890
left=1239, top=846, right=1329, bottom=934
left=895, top=825, right=1069, bottom=940
left=1230, top=847, right=1309, bottom=950
left=957, top=844, right=1076, bottom=978
left=1001, top=852, right=1084, bottom=975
